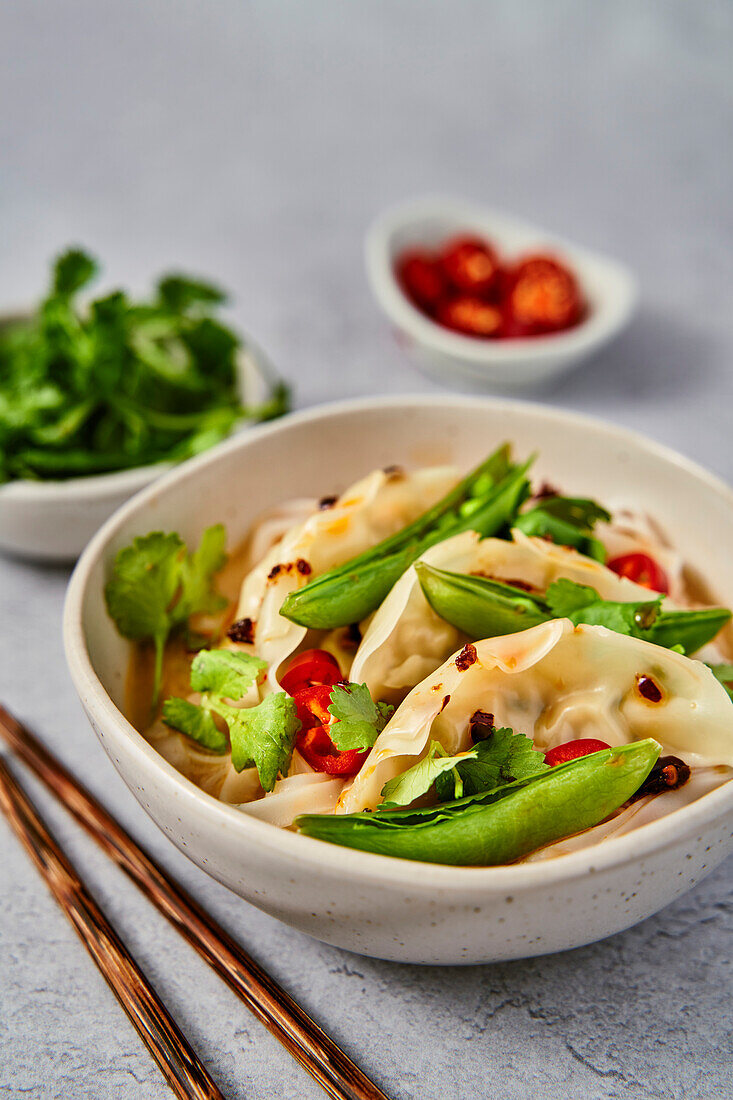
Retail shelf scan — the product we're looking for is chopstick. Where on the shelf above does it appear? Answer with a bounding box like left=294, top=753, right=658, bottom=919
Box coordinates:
left=0, top=755, right=225, bottom=1100
left=0, top=706, right=389, bottom=1100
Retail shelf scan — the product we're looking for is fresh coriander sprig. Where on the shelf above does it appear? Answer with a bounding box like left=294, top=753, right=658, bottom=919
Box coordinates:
left=380, top=741, right=480, bottom=808
left=379, top=726, right=548, bottom=808
left=162, top=671, right=395, bottom=788
left=0, top=248, right=289, bottom=483
left=327, top=683, right=394, bottom=751
left=162, top=649, right=300, bottom=791
left=104, top=525, right=228, bottom=706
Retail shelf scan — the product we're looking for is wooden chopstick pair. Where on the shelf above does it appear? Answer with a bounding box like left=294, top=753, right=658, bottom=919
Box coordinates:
left=0, top=755, right=224, bottom=1100
left=0, top=705, right=389, bottom=1100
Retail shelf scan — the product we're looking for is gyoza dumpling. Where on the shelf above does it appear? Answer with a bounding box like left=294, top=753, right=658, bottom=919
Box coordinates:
left=149, top=708, right=349, bottom=825
left=350, top=528, right=662, bottom=704
left=233, top=464, right=460, bottom=688
left=238, top=772, right=346, bottom=826
left=339, top=619, right=733, bottom=813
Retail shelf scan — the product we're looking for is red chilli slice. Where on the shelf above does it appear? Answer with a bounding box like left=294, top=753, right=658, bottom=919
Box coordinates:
left=396, top=250, right=446, bottom=313
left=297, top=726, right=369, bottom=777
left=440, top=236, right=501, bottom=298
left=503, top=254, right=583, bottom=336
left=436, top=296, right=502, bottom=338
left=291, top=682, right=369, bottom=778
left=607, top=552, right=670, bottom=595
left=544, top=738, right=611, bottom=767
left=280, top=649, right=343, bottom=696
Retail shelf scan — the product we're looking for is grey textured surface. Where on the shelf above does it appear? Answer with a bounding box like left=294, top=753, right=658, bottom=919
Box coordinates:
left=1, top=2, right=732, bottom=1098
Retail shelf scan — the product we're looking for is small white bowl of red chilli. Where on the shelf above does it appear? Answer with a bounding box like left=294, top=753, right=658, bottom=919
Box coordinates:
left=365, top=198, right=638, bottom=388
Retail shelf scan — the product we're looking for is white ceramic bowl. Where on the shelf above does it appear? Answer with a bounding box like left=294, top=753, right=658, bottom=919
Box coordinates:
left=64, top=397, right=733, bottom=965
left=0, top=324, right=276, bottom=562
left=365, top=197, right=638, bottom=389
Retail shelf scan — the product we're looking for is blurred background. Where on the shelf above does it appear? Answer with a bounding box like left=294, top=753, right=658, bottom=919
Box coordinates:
left=2, top=0, right=732, bottom=471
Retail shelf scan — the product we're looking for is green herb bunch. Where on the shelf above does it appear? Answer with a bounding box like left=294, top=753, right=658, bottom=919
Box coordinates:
left=0, top=248, right=288, bottom=482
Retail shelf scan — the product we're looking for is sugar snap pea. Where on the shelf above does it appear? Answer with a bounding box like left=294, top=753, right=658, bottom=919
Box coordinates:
left=296, top=739, right=661, bottom=864
left=281, top=545, right=418, bottom=633
left=279, top=445, right=533, bottom=630
left=645, top=608, right=732, bottom=653
left=416, top=562, right=549, bottom=637
left=417, top=564, right=731, bottom=654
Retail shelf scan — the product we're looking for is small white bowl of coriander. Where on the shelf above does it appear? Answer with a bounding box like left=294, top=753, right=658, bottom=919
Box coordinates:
left=0, top=249, right=289, bottom=562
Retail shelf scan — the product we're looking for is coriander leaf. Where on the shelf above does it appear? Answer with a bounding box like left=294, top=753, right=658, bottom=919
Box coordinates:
left=545, top=578, right=601, bottom=616
left=380, top=741, right=479, bottom=808
left=183, top=318, right=239, bottom=385
left=174, top=523, right=228, bottom=623
left=90, top=289, right=129, bottom=325
left=161, top=697, right=227, bottom=753
left=376, top=700, right=395, bottom=725
left=157, top=274, right=226, bottom=313
left=0, top=248, right=289, bottom=484
left=545, top=578, right=662, bottom=635
left=328, top=683, right=394, bottom=751
left=219, top=693, right=301, bottom=791
left=29, top=398, right=95, bottom=445
left=52, top=248, right=98, bottom=296
left=190, top=648, right=267, bottom=699
left=105, top=526, right=229, bottom=707
left=708, top=664, right=733, bottom=702
left=544, top=579, right=728, bottom=654
left=104, top=532, right=185, bottom=702
left=255, top=380, right=292, bottom=423
left=436, top=726, right=549, bottom=800
left=104, top=532, right=184, bottom=639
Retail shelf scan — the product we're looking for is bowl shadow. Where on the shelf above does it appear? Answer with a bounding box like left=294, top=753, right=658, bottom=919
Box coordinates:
left=535, top=306, right=715, bottom=404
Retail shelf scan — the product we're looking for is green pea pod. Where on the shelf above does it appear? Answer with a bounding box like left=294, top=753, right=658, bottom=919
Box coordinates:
left=329, top=443, right=514, bottom=574
left=647, top=608, right=732, bottom=654
left=429, top=460, right=532, bottom=544
left=416, top=562, right=550, bottom=638
left=280, top=453, right=533, bottom=630
left=296, top=740, right=661, bottom=865
left=280, top=545, right=419, bottom=632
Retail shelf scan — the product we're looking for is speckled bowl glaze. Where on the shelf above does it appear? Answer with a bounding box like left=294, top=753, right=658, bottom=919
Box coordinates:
left=64, top=397, right=733, bottom=964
